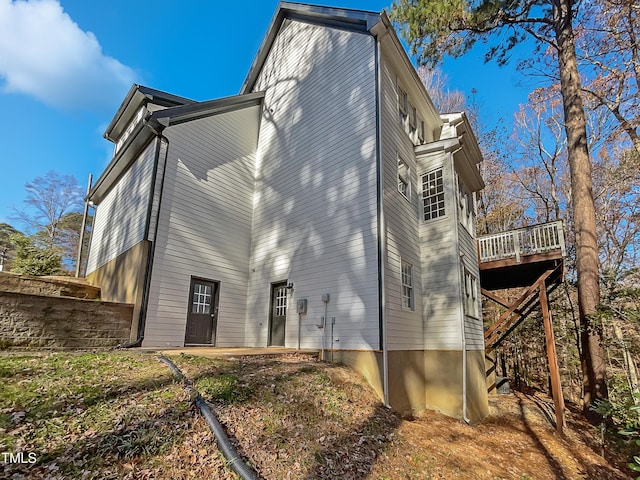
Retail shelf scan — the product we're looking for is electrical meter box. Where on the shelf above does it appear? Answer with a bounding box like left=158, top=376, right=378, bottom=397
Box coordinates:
left=296, top=299, right=307, bottom=314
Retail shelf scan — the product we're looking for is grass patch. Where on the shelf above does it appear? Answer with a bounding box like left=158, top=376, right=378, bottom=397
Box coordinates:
left=0, top=352, right=235, bottom=479
left=195, top=374, right=253, bottom=404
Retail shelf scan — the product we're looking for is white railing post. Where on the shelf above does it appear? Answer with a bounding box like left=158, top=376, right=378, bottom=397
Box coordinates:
left=477, top=220, right=567, bottom=264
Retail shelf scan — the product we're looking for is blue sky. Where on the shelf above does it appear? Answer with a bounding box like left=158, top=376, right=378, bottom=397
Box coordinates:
left=0, top=0, right=531, bottom=227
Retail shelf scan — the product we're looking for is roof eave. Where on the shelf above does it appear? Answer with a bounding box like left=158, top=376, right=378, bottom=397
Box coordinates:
left=103, top=85, right=196, bottom=142
left=152, top=91, right=265, bottom=127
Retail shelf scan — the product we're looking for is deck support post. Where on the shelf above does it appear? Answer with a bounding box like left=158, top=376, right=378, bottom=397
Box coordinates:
left=539, top=280, right=565, bottom=435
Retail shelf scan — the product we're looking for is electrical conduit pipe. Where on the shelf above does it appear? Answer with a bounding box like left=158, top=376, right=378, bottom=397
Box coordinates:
left=157, top=356, right=260, bottom=480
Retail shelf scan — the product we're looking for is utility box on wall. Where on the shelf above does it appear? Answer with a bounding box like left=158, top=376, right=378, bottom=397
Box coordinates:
left=296, top=299, right=307, bottom=314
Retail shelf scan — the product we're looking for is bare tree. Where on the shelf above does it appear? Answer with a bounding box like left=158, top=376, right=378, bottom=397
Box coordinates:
left=13, top=171, right=83, bottom=249
left=578, top=0, right=640, bottom=156
left=511, top=86, right=568, bottom=223
left=417, top=66, right=467, bottom=114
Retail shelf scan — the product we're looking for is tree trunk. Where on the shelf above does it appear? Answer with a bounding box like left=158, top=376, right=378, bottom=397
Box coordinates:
left=552, top=0, right=608, bottom=419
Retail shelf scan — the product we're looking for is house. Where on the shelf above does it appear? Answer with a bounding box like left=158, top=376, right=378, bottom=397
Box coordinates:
left=85, top=2, right=488, bottom=421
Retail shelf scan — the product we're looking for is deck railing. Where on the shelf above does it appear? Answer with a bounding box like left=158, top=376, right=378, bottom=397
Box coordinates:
left=477, top=220, right=566, bottom=264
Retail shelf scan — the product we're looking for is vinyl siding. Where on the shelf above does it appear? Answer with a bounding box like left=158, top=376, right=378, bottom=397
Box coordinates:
left=417, top=152, right=464, bottom=351
left=459, top=200, right=484, bottom=350
left=247, top=20, right=379, bottom=350
left=379, top=53, right=425, bottom=351
left=143, top=106, right=260, bottom=347
left=86, top=140, right=156, bottom=274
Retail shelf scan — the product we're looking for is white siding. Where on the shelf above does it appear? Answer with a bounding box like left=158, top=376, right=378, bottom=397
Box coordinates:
left=143, top=106, right=260, bottom=347
left=86, top=140, right=156, bottom=273
left=417, top=152, right=465, bottom=351
left=247, top=20, right=379, bottom=350
left=459, top=202, right=484, bottom=350
left=379, top=53, right=425, bottom=351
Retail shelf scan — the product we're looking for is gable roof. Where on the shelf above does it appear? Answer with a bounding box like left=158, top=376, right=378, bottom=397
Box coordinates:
left=90, top=90, right=264, bottom=203
left=104, top=85, right=195, bottom=142
left=151, top=92, right=264, bottom=128
left=241, top=2, right=382, bottom=94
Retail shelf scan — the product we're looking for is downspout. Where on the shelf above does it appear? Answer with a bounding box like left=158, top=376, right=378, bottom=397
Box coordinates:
left=453, top=156, right=471, bottom=425
left=374, top=36, right=389, bottom=407
left=75, top=173, right=93, bottom=278
left=122, top=117, right=170, bottom=348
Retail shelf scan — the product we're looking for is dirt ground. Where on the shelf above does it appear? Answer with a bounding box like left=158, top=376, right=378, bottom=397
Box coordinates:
left=1, top=352, right=633, bottom=479
left=369, top=391, right=631, bottom=479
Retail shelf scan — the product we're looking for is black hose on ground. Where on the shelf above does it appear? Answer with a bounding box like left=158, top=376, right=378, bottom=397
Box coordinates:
left=157, top=355, right=260, bottom=480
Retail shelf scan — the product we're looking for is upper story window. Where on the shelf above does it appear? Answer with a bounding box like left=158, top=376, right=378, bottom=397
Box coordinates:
left=457, top=175, right=475, bottom=233
left=401, top=260, right=414, bottom=310
left=397, top=83, right=426, bottom=145
left=398, top=88, right=408, bottom=125
left=409, top=104, right=417, bottom=133
left=422, top=167, right=445, bottom=221
left=397, top=157, right=411, bottom=201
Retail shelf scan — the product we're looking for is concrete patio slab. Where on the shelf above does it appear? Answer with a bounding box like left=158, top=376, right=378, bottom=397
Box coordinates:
left=135, top=347, right=320, bottom=358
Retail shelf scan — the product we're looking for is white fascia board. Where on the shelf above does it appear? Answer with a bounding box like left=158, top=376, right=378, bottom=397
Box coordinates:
left=375, top=13, right=442, bottom=130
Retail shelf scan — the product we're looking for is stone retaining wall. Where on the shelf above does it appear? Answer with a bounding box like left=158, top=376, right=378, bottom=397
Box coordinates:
left=0, top=272, right=101, bottom=299
left=0, top=291, right=132, bottom=350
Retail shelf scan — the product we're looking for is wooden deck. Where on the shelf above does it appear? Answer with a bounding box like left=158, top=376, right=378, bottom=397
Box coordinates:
left=478, top=220, right=567, bottom=433
left=477, top=221, right=565, bottom=290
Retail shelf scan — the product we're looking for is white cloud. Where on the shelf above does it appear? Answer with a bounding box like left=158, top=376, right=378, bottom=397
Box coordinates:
left=0, top=0, right=136, bottom=112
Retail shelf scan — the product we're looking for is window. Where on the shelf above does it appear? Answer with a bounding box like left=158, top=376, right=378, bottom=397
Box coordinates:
left=275, top=286, right=287, bottom=316
left=409, top=104, right=417, bottom=132
left=422, top=168, right=445, bottom=221
left=398, top=87, right=408, bottom=125
left=457, top=175, right=475, bottom=232
left=192, top=283, right=212, bottom=314
left=397, top=157, right=410, bottom=200
left=463, top=269, right=478, bottom=318
left=401, top=261, right=414, bottom=310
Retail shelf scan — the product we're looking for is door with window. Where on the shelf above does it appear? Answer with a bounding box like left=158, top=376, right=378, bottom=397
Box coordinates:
left=184, top=277, right=219, bottom=345
left=269, top=282, right=287, bottom=346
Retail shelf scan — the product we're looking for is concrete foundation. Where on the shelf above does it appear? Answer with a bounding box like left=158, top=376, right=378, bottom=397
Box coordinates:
left=332, top=348, right=489, bottom=423
left=86, top=240, right=150, bottom=342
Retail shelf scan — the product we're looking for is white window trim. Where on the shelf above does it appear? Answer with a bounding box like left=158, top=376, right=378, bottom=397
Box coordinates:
left=401, top=260, right=414, bottom=311
left=397, top=156, right=411, bottom=202
left=421, top=167, right=446, bottom=222
left=463, top=268, right=479, bottom=319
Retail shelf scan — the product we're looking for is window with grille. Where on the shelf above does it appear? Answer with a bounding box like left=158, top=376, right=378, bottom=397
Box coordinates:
left=275, top=286, right=287, bottom=316
left=192, top=283, right=212, bottom=314
left=422, top=168, right=445, bottom=221
left=401, top=261, right=414, bottom=310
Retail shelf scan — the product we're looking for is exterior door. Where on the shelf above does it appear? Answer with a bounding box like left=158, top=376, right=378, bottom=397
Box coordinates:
left=269, top=282, right=287, bottom=346
left=184, top=277, right=219, bottom=345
